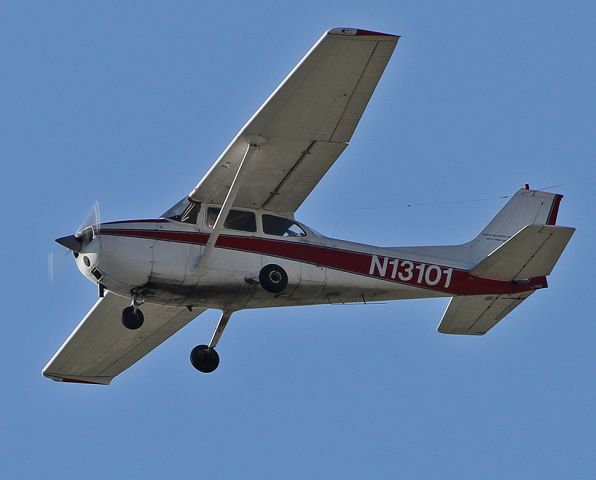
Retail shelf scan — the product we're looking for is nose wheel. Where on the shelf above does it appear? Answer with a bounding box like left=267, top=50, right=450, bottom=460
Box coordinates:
left=190, top=310, right=232, bottom=374
left=121, top=305, right=144, bottom=330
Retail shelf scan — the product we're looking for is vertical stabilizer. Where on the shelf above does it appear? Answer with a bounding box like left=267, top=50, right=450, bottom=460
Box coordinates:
left=468, top=188, right=563, bottom=264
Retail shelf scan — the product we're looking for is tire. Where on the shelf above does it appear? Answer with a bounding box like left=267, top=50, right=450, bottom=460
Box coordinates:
left=259, top=264, right=288, bottom=293
left=190, top=345, right=220, bottom=373
left=121, top=306, right=144, bottom=330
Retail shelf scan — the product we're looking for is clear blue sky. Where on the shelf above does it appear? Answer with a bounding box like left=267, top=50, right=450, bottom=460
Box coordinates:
left=1, top=1, right=594, bottom=478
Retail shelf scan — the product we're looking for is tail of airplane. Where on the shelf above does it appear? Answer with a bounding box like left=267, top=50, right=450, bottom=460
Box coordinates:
left=468, top=186, right=564, bottom=264
left=438, top=186, right=575, bottom=335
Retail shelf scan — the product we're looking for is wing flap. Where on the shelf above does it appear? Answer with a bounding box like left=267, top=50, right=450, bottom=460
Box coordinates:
left=43, top=292, right=203, bottom=384
left=469, top=224, right=575, bottom=281
left=438, top=292, right=534, bottom=335
left=262, top=140, right=347, bottom=211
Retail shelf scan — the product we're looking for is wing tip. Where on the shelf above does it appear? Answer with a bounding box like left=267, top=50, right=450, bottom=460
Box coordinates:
left=42, top=370, right=111, bottom=385
left=327, top=27, right=400, bottom=39
left=437, top=326, right=486, bottom=336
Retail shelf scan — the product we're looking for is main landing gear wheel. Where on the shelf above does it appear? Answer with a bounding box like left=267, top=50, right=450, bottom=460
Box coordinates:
left=121, top=306, right=144, bottom=330
left=190, top=345, right=220, bottom=373
left=259, top=264, right=288, bottom=293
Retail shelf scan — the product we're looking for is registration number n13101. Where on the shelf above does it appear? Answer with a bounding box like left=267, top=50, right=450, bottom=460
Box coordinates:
left=368, top=255, right=453, bottom=289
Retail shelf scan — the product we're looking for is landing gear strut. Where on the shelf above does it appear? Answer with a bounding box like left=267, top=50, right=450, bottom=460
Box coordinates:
left=121, top=297, right=144, bottom=330
left=190, top=310, right=232, bottom=374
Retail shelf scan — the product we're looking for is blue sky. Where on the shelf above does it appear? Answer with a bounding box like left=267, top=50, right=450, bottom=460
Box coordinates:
left=1, top=1, right=594, bottom=478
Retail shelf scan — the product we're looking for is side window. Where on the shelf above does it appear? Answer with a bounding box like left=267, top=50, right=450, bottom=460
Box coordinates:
left=225, top=210, right=257, bottom=232
left=262, top=214, right=307, bottom=237
left=207, top=208, right=256, bottom=232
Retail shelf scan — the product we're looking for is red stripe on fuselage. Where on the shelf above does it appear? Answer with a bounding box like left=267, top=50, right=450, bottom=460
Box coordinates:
left=101, top=218, right=168, bottom=226
left=100, top=228, right=547, bottom=295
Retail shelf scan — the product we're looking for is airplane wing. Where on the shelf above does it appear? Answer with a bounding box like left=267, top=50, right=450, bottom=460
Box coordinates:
left=43, top=292, right=204, bottom=385
left=189, top=28, right=399, bottom=213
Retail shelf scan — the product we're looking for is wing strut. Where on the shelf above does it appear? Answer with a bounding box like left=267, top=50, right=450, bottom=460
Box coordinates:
left=194, top=138, right=263, bottom=275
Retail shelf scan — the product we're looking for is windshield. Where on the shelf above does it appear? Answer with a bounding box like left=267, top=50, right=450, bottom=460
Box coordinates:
left=161, top=197, right=200, bottom=224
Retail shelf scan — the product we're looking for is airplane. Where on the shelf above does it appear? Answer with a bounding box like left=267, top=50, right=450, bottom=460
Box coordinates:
left=43, top=28, right=575, bottom=385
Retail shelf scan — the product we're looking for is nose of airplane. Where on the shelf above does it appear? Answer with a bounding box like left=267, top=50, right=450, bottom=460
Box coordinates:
left=55, top=235, right=83, bottom=253
left=55, top=225, right=98, bottom=254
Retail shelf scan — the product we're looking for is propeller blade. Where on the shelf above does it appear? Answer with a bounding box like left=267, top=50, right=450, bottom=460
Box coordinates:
left=48, top=248, right=72, bottom=282
left=76, top=201, right=101, bottom=237
left=50, top=201, right=101, bottom=283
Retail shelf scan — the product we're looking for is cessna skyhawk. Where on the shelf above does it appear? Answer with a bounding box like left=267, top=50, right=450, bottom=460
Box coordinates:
left=43, top=28, right=574, bottom=385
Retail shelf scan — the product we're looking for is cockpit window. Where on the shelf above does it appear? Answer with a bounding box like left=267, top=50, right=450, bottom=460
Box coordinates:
left=207, top=207, right=256, bottom=232
left=262, top=214, right=307, bottom=237
left=161, top=197, right=200, bottom=224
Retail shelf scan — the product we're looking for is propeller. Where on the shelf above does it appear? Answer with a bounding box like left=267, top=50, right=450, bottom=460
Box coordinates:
left=76, top=201, right=101, bottom=242
left=48, top=201, right=101, bottom=282
left=48, top=249, right=70, bottom=282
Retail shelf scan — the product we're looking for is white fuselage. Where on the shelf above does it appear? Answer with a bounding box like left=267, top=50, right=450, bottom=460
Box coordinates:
left=75, top=210, right=542, bottom=311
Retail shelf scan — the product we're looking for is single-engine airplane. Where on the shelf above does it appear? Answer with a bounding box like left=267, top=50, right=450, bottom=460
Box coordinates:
left=44, top=28, right=575, bottom=385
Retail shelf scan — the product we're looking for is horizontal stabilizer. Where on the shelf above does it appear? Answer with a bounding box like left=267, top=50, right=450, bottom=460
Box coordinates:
left=438, top=292, right=534, bottom=335
left=469, top=224, right=575, bottom=281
